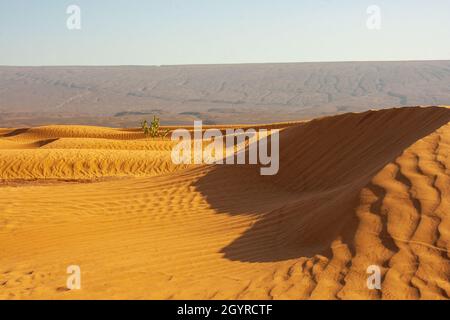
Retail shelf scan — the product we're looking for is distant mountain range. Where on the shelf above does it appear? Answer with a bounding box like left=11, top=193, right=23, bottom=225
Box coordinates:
left=1, top=61, right=450, bottom=126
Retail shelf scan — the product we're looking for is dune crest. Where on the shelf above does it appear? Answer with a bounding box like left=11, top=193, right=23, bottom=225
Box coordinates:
left=0, top=106, right=449, bottom=299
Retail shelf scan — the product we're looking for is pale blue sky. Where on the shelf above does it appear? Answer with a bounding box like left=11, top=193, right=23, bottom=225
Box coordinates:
left=1, top=0, right=449, bottom=66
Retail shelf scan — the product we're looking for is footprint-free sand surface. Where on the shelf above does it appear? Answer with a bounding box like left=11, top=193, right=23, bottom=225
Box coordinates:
left=0, top=106, right=449, bottom=300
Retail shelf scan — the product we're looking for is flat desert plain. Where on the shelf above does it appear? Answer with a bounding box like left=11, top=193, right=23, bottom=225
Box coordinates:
left=2, top=61, right=450, bottom=127
left=0, top=106, right=449, bottom=300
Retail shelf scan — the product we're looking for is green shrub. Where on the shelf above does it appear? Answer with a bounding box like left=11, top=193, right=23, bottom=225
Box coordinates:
left=141, top=116, right=170, bottom=138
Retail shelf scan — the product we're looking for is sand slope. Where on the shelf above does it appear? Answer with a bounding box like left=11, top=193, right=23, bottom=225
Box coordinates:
left=0, top=106, right=449, bottom=300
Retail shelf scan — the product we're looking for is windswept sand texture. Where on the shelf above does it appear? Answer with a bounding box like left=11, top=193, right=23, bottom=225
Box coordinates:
left=0, top=106, right=449, bottom=300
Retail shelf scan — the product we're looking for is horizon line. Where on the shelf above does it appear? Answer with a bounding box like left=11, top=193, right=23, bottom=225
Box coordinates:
left=1, top=58, right=450, bottom=68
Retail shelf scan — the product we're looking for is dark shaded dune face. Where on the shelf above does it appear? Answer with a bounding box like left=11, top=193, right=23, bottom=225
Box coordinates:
left=193, top=107, right=450, bottom=263
left=273, top=106, right=450, bottom=191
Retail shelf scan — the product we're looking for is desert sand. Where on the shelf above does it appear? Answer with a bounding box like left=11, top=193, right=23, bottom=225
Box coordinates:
left=0, top=106, right=449, bottom=300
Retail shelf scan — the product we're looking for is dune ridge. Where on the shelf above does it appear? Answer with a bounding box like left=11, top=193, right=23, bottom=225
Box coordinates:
left=0, top=106, right=449, bottom=299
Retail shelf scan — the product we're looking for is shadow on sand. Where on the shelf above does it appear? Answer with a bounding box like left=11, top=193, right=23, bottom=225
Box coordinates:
left=191, top=107, right=450, bottom=263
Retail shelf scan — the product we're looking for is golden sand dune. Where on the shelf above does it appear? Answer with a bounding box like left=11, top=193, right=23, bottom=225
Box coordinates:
left=4, top=125, right=143, bottom=140
left=0, top=106, right=449, bottom=300
left=0, top=149, right=188, bottom=180
left=0, top=126, right=187, bottom=180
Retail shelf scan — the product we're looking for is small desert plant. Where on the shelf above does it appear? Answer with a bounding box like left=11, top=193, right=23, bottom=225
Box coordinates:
left=141, top=116, right=170, bottom=138
left=149, top=115, right=160, bottom=137
left=141, top=119, right=150, bottom=135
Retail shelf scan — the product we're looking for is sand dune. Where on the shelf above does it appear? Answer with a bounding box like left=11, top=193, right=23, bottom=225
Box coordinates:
left=0, top=106, right=449, bottom=300
left=0, top=125, right=192, bottom=180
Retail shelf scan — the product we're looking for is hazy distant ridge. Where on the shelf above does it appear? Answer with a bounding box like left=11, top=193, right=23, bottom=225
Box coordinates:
left=1, top=61, right=450, bottom=125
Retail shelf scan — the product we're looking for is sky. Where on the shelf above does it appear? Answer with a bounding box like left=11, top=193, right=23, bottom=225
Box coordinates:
left=1, top=0, right=450, bottom=66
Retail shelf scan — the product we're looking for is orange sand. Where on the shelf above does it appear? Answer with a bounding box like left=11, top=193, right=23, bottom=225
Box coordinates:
left=0, top=106, right=449, bottom=300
